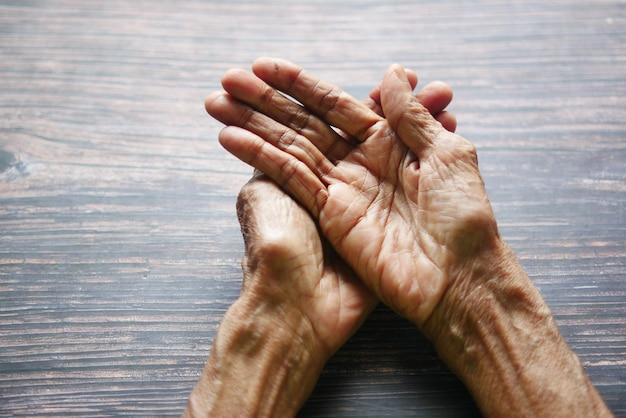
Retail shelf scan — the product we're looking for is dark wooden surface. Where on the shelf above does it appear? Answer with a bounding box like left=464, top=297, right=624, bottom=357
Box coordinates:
left=1, top=1, right=624, bottom=416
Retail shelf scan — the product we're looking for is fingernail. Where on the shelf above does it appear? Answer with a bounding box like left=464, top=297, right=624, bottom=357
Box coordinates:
left=393, top=64, right=407, bottom=81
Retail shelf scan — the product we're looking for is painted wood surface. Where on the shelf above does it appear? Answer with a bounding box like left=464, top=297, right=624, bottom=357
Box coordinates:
left=1, top=1, right=624, bottom=416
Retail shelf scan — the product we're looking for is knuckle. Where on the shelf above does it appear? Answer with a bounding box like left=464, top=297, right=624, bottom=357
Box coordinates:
left=236, top=106, right=255, bottom=127
left=276, top=129, right=297, bottom=149
left=318, top=86, right=341, bottom=116
left=453, top=137, right=478, bottom=164
left=258, top=84, right=276, bottom=107
left=278, top=155, right=301, bottom=180
left=286, top=107, right=312, bottom=132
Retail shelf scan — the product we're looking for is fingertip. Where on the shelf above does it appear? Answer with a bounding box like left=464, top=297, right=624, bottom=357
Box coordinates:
left=436, top=111, right=457, bottom=133
left=252, top=56, right=274, bottom=72
left=416, top=81, right=454, bottom=116
left=216, top=125, right=233, bottom=147
left=405, top=69, right=418, bottom=90
left=252, top=57, right=307, bottom=90
left=252, top=56, right=296, bottom=79
left=370, top=66, right=415, bottom=112
left=204, top=91, right=227, bottom=115
left=385, top=63, right=408, bottom=82
left=220, top=67, right=241, bottom=84
left=429, top=80, right=454, bottom=100
left=381, top=64, right=416, bottom=114
left=217, top=125, right=253, bottom=150
left=220, top=68, right=250, bottom=92
left=381, top=65, right=443, bottom=156
left=368, top=82, right=381, bottom=102
left=383, top=64, right=416, bottom=96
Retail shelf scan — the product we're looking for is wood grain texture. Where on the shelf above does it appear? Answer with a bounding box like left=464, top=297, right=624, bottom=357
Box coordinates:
left=1, top=0, right=624, bottom=416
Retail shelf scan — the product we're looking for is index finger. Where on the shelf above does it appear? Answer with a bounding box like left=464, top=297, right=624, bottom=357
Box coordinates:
left=252, top=57, right=383, bottom=141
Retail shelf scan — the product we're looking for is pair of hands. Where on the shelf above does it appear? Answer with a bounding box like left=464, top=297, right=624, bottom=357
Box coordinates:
left=196, top=58, right=612, bottom=418
left=206, top=57, right=498, bottom=358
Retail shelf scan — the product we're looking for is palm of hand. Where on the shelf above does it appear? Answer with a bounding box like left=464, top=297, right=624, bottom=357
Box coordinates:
left=319, top=120, right=491, bottom=323
left=237, top=175, right=376, bottom=357
left=210, top=58, right=495, bottom=327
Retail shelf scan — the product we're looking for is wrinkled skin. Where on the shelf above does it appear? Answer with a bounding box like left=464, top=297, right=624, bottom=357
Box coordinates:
left=229, top=68, right=458, bottom=353
left=199, top=59, right=613, bottom=418
left=207, top=57, right=494, bottom=329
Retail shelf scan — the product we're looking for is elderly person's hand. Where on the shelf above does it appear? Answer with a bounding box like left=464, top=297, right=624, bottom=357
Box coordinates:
left=204, top=58, right=612, bottom=418
left=207, top=57, right=493, bottom=328
left=185, top=71, right=457, bottom=418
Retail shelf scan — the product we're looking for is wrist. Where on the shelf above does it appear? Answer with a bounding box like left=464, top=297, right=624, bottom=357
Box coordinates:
left=423, top=239, right=543, bottom=342
left=185, top=292, right=326, bottom=418
left=423, top=241, right=611, bottom=417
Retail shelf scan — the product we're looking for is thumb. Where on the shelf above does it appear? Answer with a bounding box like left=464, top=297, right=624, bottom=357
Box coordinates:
left=381, top=64, right=442, bottom=157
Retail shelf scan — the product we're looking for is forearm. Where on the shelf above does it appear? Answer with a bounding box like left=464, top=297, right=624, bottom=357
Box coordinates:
left=424, top=241, right=612, bottom=418
left=184, top=296, right=325, bottom=418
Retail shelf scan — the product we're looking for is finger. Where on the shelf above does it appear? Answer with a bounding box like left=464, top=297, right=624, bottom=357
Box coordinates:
left=364, top=69, right=418, bottom=115
left=415, top=81, right=454, bottom=118
left=435, top=110, right=457, bottom=133
left=381, top=64, right=443, bottom=157
left=206, top=91, right=336, bottom=178
left=347, top=70, right=415, bottom=145
left=252, top=57, right=383, bottom=141
left=218, top=126, right=329, bottom=218
left=366, top=78, right=456, bottom=133
left=220, top=68, right=353, bottom=160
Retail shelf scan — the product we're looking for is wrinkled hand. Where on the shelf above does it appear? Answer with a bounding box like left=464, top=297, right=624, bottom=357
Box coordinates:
left=208, top=58, right=491, bottom=331
left=232, top=71, right=457, bottom=358
left=235, top=171, right=377, bottom=358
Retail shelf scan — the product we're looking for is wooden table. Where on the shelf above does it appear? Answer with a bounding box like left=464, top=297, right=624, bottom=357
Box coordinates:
left=1, top=1, right=624, bottom=416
